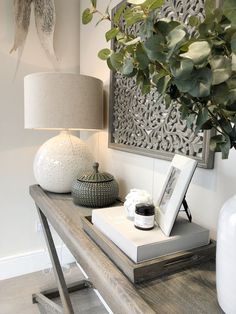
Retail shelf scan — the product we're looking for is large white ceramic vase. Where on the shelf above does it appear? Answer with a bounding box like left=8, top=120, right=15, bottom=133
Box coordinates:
left=216, top=195, right=236, bottom=314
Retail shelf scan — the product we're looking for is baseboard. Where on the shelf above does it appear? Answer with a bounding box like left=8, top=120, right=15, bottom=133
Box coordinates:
left=0, top=244, right=75, bottom=280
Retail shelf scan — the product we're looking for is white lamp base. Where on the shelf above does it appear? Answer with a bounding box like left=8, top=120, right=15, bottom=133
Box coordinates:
left=34, top=131, right=93, bottom=193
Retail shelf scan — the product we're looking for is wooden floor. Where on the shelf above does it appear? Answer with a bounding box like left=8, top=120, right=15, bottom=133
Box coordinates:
left=0, top=263, right=108, bottom=314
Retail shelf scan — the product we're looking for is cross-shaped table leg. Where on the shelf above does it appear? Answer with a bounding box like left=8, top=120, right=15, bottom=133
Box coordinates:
left=33, top=205, right=92, bottom=313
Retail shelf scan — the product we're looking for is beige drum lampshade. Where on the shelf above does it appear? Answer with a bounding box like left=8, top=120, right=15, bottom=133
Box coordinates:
left=24, top=72, right=103, bottom=193
left=24, top=72, right=103, bottom=130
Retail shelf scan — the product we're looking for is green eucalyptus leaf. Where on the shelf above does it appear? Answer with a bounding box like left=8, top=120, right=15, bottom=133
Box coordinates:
left=136, top=44, right=150, bottom=70
left=144, top=34, right=163, bottom=51
left=113, top=3, right=126, bottom=25
left=174, top=76, right=195, bottom=93
left=116, top=32, right=127, bottom=44
left=189, top=16, right=200, bottom=27
left=144, top=34, right=166, bottom=62
left=221, top=136, right=231, bottom=159
left=214, top=8, right=223, bottom=23
left=167, top=27, right=186, bottom=50
left=140, top=76, right=151, bottom=94
left=195, top=107, right=209, bottom=132
left=155, top=75, right=171, bottom=94
left=149, top=64, right=155, bottom=74
left=210, top=135, right=223, bottom=148
left=126, top=68, right=138, bottom=77
left=91, top=0, right=97, bottom=8
left=170, top=58, right=193, bottom=79
left=137, top=70, right=145, bottom=86
left=124, top=8, right=144, bottom=26
left=107, top=57, right=116, bottom=71
left=142, top=0, right=164, bottom=10
left=98, top=48, right=112, bottom=60
left=82, top=8, right=93, bottom=25
left=155, top=19, right=180, bottom=37
left=189, top=68, right=212, bottom=97
left=219, top=117, right=233, bottom=134
left=180, top=41, right=211, bottom=65
left=140, top=16, right=154, bottom=40
left=152, top=70, right=168, bottom=85
left=223, top=0, right=236, bottom=26
left=110, top=52, right=124, bottom=70
left=125, top=45, right=136, bottom=55
left=198, top=21, right=214, bottom=37
left=175, top=68, right=212, bottom=98
left=204, top=0, right=216, bottom=18
left=223, top=109, right=236, bottom=118
left=164, top=94, right=172, bottom=107
left=121, top=58, right=134, bottom=76
left=228, top=89, right=236, bottom=104
left=105, top=28, right=120, bottom=41
left=213, top=83, right=229, bottom=105
left=186, top=113, right=196, bottom=129
left=210, top=55, right=232, bottom=85
left=179, top=105, right=191, bottom=119
left=231, top=32, right=236, bottom=53
left=227, top=77, right=236, bottom=89
left=210, top=135, right=228, bottom=155
left=141, top=84, right=151, bottom=94
left=179, top=96, right=192, bottom=108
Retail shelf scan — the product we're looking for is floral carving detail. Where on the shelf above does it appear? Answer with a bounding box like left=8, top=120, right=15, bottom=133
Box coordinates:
left=110, top=0, right=213, bottom=168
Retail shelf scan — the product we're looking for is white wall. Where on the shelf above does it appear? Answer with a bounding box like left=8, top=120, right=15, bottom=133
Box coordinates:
left=0, top=0, right=80, bottom=266
left=80, top=0, right=236, bottom=239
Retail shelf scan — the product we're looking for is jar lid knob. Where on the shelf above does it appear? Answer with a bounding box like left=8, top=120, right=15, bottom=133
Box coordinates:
left=93, top=162, right=99, bottom=173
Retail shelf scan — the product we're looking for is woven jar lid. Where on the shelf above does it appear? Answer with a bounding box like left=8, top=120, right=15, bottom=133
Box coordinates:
left=78, top=162, right=114, bottom=183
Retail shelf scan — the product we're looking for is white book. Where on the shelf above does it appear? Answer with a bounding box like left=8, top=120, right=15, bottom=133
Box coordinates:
left=92, top=206, right=210, bottom=263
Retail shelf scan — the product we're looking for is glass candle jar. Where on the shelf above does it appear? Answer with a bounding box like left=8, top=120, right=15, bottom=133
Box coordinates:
left=134, top=203, right=155, bottom=230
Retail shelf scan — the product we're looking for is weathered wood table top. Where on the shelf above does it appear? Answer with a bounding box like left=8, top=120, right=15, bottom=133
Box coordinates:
left=30, top=185, right=223, bottom=314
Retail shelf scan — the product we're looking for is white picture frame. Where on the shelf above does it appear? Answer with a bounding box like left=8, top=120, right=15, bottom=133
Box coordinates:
left=155, top=155, right=198, bottom=236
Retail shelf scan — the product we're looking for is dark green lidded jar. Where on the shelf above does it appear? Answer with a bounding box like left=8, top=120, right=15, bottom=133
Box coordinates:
left=72, top=162, right=119, bottom=208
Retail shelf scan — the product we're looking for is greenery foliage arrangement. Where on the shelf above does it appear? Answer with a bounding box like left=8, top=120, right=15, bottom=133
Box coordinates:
left=83, top=0, right=236, bottom=159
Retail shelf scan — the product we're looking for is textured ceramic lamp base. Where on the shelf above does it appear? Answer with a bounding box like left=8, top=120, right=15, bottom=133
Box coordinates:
left=216, top=195, right=236, bottom=314
left=34, top=131, right=93, bottom=193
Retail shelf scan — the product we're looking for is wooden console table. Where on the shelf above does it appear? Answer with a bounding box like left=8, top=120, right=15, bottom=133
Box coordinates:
left=30, top=185, right=223, bottom=314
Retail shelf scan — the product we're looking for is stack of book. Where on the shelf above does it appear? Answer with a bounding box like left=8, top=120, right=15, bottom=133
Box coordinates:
left=81, top=205, right=214, bottom=283
left=92, top=206, right=210, bottom=263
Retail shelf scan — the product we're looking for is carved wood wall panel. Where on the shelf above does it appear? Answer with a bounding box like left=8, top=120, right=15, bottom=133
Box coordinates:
left=108, top=0, right=214, bottom=168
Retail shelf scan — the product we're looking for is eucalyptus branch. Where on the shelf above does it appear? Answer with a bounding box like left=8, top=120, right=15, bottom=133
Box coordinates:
left=93, top=9, right=111, bottom=21
left=83, top=0, right=236, bottom=158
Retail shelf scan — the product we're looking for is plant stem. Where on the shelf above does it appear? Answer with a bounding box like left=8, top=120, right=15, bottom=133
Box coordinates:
left=207, top=108, right=228, bottom=136
left=94, top=9, right=111, bottom=21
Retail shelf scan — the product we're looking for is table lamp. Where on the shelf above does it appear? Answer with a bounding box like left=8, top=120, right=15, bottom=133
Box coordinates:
left=24, top=72, right=103, bottom=193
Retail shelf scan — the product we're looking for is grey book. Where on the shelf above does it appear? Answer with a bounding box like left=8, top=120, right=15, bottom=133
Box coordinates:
left=92, top=206, right=210, bottom=263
